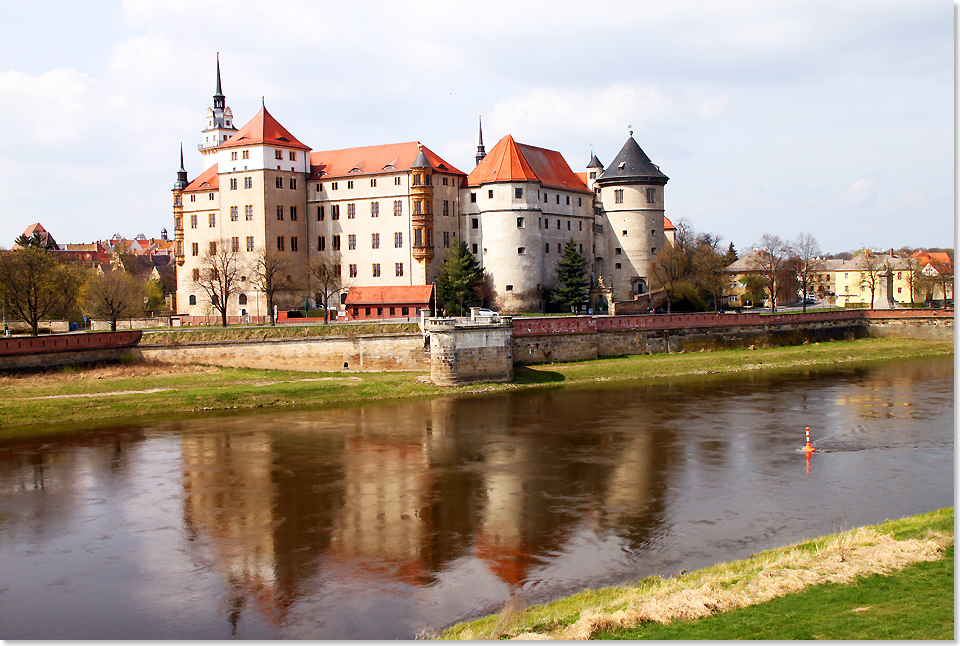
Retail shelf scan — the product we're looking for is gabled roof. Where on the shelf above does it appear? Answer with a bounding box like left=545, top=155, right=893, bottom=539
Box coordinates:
left=912, top=250, right=953, bottom=269
left=344, top=285, right=434, bottom=305
left=217, top=106, right=310, bottom=151
left=13, top=223, right=59, bottom=250
left=597, top=136, right=668, bottom=185
left=466, top=135, right=591, bottom=193
left=309, top=142, right=464, bottom=179
left=586, top=152, right=603, bottom=169
left=663, top=216, right=676, bottom=231
left=184, top=164, right=219, bottom=191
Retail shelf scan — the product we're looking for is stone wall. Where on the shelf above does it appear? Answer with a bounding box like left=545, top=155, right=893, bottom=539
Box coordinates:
left=424, top=318, right=514, bottom=385
left=139, top=333, right=429, bottom=372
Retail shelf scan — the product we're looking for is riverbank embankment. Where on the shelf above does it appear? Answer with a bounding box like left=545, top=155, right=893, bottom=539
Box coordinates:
left=438, top=507, right=954, bottom=640
left=0, top=337, right=951, bottom=438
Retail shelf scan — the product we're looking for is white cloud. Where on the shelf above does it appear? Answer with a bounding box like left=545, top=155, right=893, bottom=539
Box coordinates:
left=844, top=178, right=877, bottom=205
left=0, top=68, right=96, bottom=146
left=900, top=188, right=926, bottom=208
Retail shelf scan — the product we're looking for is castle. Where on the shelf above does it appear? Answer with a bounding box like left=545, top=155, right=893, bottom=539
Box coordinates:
left=173, top=59, right=675, bottom=320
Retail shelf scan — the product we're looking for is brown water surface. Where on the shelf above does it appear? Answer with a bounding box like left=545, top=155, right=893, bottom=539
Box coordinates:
left=0, top=357, right=952, bottom=639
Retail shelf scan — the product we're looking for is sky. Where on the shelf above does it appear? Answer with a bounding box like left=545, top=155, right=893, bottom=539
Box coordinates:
left=0, top=0, right=953, bottom=255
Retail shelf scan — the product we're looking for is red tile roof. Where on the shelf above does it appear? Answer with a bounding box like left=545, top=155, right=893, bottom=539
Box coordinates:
left=663, top=216, right=675, bottom=231
left=912, top=250, right=953, bottom=269
left=218, top=106, right=310, bottom=151
left=345, top=285, right=434, bottom=305
left=466, top=135, right=590, bottom=194
left=309, top=142, right=464, bottom=179
left=184, top=164, right=219, bottom=191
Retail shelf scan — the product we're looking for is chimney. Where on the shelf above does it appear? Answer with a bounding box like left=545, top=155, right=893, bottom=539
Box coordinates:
left=889, top=248, right=894, bottom=257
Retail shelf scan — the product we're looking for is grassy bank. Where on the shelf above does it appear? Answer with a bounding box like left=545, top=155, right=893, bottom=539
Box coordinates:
left=0, top=337, right=951, bottom=438
left=141, top=321, right=421, bottom=345
left=439, top=507, right=954, bottom=640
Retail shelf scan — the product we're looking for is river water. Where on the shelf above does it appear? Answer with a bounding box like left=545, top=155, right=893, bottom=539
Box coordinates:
left=0, top=357, right=952, bottom=639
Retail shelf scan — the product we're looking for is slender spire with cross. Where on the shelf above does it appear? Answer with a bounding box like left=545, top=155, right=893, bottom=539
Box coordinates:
left=476, top=113, right=486, bottom=166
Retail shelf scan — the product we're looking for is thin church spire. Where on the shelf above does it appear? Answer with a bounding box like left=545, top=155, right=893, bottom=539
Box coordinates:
left=475, top=114, right=486, bottom=166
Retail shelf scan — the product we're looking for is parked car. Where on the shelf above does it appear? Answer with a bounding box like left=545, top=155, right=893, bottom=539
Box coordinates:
left=477, top=308, right=498, bottom=317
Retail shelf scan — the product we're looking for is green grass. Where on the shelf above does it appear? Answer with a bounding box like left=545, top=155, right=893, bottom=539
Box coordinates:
left=0, top=337, right=951, bottom=438
left=439, top=508, right=954, bottom=640
left=598, top=547, right=953, bottom=640
left=141, top=321, right=421, bottom=345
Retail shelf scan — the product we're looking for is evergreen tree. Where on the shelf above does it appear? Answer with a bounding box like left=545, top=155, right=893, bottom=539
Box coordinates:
left=435, top=240, right=484, bottom=316
left=552, top=238, right=589, bottom=310
left=724, top=241, right=738, bottom=265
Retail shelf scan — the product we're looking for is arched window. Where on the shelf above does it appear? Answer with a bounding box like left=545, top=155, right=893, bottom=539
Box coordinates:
left=238, top=294, right=248, bottom=305
left=633, top=279, right=647, bottom=295
left=189, top=295, right=197, bottom=305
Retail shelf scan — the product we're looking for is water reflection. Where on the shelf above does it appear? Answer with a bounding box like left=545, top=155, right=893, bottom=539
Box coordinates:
left=0, top=357, right=952, bottom=639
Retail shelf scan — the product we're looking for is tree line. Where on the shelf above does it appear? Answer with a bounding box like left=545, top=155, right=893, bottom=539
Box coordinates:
left=0, top=233, right=166, bottom=335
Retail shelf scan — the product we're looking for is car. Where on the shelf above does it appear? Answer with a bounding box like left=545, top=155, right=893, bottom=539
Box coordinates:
left=477, top=308, right=498, bottom=317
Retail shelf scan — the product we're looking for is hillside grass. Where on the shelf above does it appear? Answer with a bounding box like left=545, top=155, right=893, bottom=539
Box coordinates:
left=0, top=337, right=951, bottom=438
left=439, top=507, right=954, bottom=640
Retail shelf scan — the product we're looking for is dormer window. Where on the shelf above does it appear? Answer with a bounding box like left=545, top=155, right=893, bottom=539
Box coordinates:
left=618, top=162, right=626, bottom=170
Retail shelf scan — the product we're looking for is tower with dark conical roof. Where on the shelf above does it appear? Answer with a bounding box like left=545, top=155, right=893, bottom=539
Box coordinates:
left=172, top=143, right=188, bottom=266
left=594, top=131, right=670, bottom=301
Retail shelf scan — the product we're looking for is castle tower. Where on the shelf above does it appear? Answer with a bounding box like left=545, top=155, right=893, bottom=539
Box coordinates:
left=200, top=54, right=238, bottom=169
left=410, top=145, right=436, bottom=284
left=172, top=143, right=188, bottom=267
left=475, top=116, right=487, bottom=167
left=595, top=132, right=669, bottom=301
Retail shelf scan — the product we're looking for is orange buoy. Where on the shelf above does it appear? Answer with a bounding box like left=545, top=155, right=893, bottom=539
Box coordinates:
left=803, top=427, right=815, bottom=453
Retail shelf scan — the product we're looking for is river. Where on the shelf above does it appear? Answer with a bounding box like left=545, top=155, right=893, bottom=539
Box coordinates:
left=0, top=356, right=952, bottom=639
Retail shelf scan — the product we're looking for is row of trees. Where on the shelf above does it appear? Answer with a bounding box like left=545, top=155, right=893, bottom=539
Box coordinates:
left=647, top=220, right=737, bottom=313
left=0, top=236, right=167, bottom=335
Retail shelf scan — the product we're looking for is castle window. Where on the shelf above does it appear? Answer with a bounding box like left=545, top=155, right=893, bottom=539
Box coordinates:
left=277, top=236, right=285, bottom=251
left=208, top=192, right=214, bottom=200
left=348, top=234, right=356, bottom=250
left=615, top=248, right=622, bottom=255
left=373, top=263, right=381, bottom=277
left=190, top=194, right=196, bottom=202
left=567, top=220, right=571, bottom=230
left=413, top=174, right=421, bottom=186
left=652, top=229, right=657, bottom=236
left=371, top=201, right=380, bottom=217
left=544, top=219, right=548, bottom=229
left=245, top=205, right=253, bottom=220
left=396, top=262, right=404, bottom=277
left=231, top=236, right=240, bottom=252
left=443, top=231, right=450, bottom=248
left=545, top=243, right=550, bottom=253
left=291, top=236, right=298, bottom=252
left=332, top=235, right=341, bottom=251
left=557, top=219, right=560, bottom=229
left=556, top=195, right=560, bottom=204
left=651, top=247, right=657, bottom=254
left=317, top=206, right=324, bottom=220
left=247, top=236, right=255, bottom=251
left=615, top=189, right=624, bottom=204
left=371, top=233, right=380, bottom=249
left=543, top=193, right=548, bottom=202
left=290, top=178, right=297, bottom=190
left=229, top=178, right=238, bottom=190
left=230, top=206, right=239, bottom=221
left=589, top=172, right=596, bottom=179
left=517, top=217, right=524, bottom=229
left=623, top=230, right=628, bottom=236
left=275, top=150, right=283, bottom=160
left=349, top=264, right=358, bottom=278
left=393, top=200, right=403, bottom=216
left=615, top=263, right=622, bottom=269
left=242, top=150, right=249, bottom=159
left=442, top=176, right=449, bottom=186
left=347, top=203, right=356, bottom=219
left=317, top=183, right=323, bottom=192
left=244, top=176, right=252, bottom=189
left=332, top=205, right=340, bottom=220
left=191, top=242, right=199, bottom=256
left=277, top=206, right=284, bottom=220
left=566, top=196, right=570, bottom=205
left=209, top=241, right=217, bottom=255
left=239, top=294, right=247, bottom=305
left=289, top=151, right=296, bottom=161
left=443, top=199, right=449, bottom=216
left=470, top=192, right=477, bottom=203
left=579, top=221, right=583, bottom=231
left=192, top=268, right=200, bottom=281
left=318, top=236, right=325, bottom=251
left=290, top=206, right=297, bottom=221
left=518, top=247, right=526, bottom=255
left=371, top=178, right=377, bottom=187
left=646, top=188, right=656, bottom=203
left=208, top=213, right=216, bottom=227
left=332, top=182, right=338, bottom=190
left=395, top=232, right=403, bottom=248
left=347, top=180, right=354, bottom=189
left=515, top=187, right=523, bottom=199
left=276, top=177, right=283, bottom=189
left=472, top=218, right=479, bottom=229
left=506, top=285, right=513, bottom=291
left=488, top=189, right=493, bottom=199
left=394, top=176, right=402, bottom=185
left=578, top=197, right=582, bottom=206
left=189, top=295, right=196, bottom=305
left=472, top=244, right=478, bottom=254
left=231, top=151, right=238, bottom=161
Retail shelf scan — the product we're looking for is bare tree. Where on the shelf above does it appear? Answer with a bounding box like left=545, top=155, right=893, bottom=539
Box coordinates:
left=789, top=233, right=824, bottom=312
left=928, top=257, right=954, bottom=305
left=650, top=220, right=693, bottom=313
left=82, top=269, right=145, bottom=331
left=749, top=234, right=789, bottom=313
left=0, top=247, right=81, bottom=335
left=195, top=239, right=244, bottom=327
left=307, top=255, right=342, bottom=323
left=857, top=251, right=886, bottom=308
left=251, top=250, right=292, bottom=325
left=691, top=232, right=726, bottom=312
